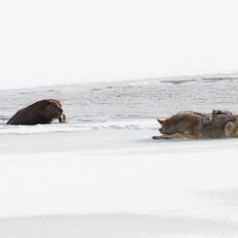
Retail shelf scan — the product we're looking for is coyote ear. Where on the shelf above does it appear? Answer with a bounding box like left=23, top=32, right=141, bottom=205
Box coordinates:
left=212, top=109, right=218, bottom=114
left=157, top=119, right=168, bottom=128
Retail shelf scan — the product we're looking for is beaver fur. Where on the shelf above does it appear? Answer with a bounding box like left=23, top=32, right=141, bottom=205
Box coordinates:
left=7, top=99, right=66, bottom=125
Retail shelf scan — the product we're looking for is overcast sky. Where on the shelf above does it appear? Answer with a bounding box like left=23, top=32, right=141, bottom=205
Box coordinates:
left=0, top=0, right=238, bottom=88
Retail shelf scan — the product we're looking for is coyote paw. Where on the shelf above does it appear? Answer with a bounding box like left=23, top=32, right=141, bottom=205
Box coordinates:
left=152, top=135, right=174, bottom=140
left=152, top=135, right=165, bottom=140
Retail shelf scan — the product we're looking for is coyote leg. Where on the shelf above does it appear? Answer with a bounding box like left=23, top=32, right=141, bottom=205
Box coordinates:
left=224, top=120, right=238, bottom=137
left=152, top=135, right=168, bottom=140
left=152, top=133, right=196, bottom=140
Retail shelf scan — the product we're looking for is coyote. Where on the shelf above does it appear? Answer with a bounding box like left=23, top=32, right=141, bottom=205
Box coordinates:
left=152, top=110, right=238, bottom=139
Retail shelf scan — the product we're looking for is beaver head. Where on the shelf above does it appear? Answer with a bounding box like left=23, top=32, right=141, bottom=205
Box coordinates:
left=39, top=99, right=66, bottom=123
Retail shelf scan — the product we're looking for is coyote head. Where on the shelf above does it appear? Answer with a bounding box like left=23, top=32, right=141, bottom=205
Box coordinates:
left=157, top=113, right=190, bottom=135
left=157, top=118, right=174, bottom=134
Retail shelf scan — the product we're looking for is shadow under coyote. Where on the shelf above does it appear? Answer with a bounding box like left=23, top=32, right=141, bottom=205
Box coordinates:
left=152, top=110, right=238, bottom=139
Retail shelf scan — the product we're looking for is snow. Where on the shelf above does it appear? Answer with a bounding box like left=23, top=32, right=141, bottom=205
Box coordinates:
left=1, top=0, right=238, bottom=236
left=1, top=0, right=238, bottom=89
left=0, top=123, right=238, bottom=237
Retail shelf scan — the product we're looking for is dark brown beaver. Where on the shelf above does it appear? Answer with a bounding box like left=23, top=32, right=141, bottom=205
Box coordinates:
left=7, top=99, right=66, bottom=125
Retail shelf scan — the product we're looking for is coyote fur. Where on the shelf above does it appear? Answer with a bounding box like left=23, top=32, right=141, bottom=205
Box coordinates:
left=152, top=110, right=238, bottom=139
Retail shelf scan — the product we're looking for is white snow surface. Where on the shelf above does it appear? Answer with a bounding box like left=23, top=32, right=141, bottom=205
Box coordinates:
left=1, top=0, right=238, bottom=235
left=0, top=122, right=238, bottom=237
left=1, top=0, right=238, bottom=89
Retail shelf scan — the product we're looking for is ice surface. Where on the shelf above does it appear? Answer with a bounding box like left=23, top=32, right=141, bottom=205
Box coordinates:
left=0, top=125, right=238, bottom=237
left=1, top=78, right=238, bottom=237
left=1, top=0, right=238, bottom=236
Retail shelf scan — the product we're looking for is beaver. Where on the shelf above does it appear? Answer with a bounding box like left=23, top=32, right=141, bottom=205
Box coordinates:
left=7, top=99, right=66, bottom=125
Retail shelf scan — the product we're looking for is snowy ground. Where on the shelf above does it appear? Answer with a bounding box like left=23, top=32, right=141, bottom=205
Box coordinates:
left=1, top=121, right=238, bottom=237
left=1, top=0, right=238, bottom=236
left=1, top=76, right=238, bottom=237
